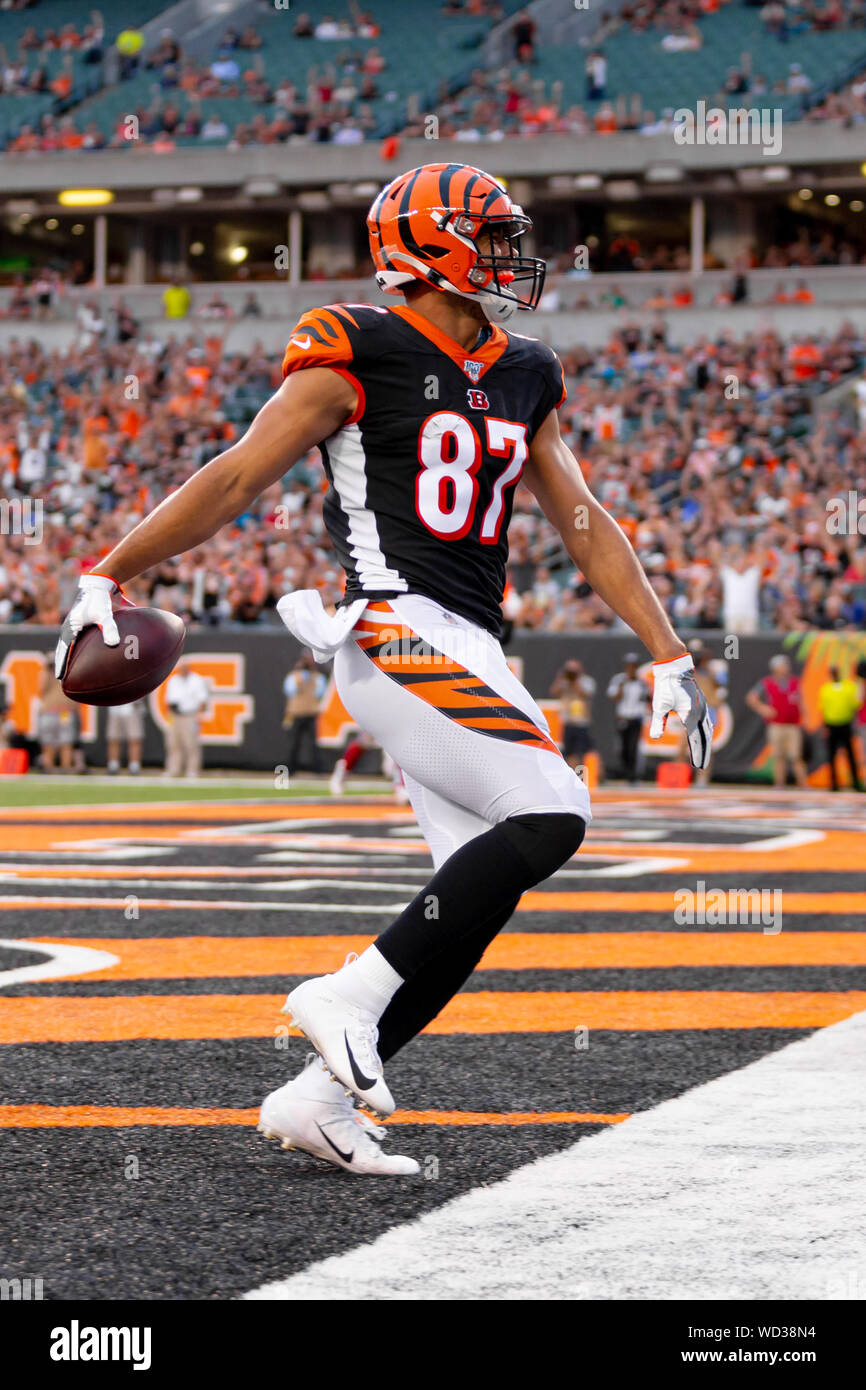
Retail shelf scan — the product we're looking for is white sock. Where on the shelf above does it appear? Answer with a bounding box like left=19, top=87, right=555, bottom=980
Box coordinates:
left=332, top=946, right=404, bottom=1017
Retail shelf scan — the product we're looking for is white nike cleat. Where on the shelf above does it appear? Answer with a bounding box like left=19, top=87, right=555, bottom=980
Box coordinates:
left=258, top=1057, right=417, bottom=1176
left=282, top=976, right=395, bottom=1117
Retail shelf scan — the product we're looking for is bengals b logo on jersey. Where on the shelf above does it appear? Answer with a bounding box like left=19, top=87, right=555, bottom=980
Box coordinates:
left=467, top=388, right=489, bottom=411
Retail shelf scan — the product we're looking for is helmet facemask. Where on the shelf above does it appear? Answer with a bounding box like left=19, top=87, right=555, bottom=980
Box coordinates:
left=439, top=209, right=546, bottom=322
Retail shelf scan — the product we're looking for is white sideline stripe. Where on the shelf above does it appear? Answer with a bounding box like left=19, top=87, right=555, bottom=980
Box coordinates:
left=0, top=875, right=421, bottom=894
left=0, top=939, right=120, bottom=987
left=243, top=1011, right=866, bottom=1302
left=0, top=896, right=406, bottom=913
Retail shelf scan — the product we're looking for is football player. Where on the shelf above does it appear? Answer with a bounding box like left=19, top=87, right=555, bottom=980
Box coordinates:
left=56, top=163, right=712, bottom=1176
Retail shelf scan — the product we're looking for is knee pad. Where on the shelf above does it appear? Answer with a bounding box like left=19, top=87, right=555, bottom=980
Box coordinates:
left=499, top=811, right=586, bottom=883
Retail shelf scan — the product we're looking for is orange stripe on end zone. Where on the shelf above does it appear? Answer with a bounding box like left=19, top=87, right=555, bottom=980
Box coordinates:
left=1, top=991, right=865, bottom=1043
left=434, top=990, right=866, bottom=1032
left=0, top=1105, right=257, bottom=1128
left=0, top=1105, right=628, bottom=1129
left=26, top=930, right=866, bottom=982
left=2, top=891, right=862, bottom=914
left=518, top=892, right=866, bottom=915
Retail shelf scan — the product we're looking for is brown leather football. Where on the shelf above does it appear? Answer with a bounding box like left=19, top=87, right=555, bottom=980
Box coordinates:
left=61, top=606, right=186, bottom=706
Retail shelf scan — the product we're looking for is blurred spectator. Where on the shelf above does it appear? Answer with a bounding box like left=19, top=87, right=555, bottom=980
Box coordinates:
left=746, top=654, right=808, bottom=788
left=116, top=25, right=144, bottom=80
left=720, top=548, right=761, bottom=633
left=36, top=654, right=78, bottom=772
left=550, top=658, right=597, bottom=770
left=818, top=664, right=863, bottom=790
left=164, top=658, right=209, bottom=778
left=607, top=652, right=649, bottom=784
left=163, top=283, right=191, bottom=319
left=106, top=698, right=145, bottom=775
left=512, top=7, right=536, bottom=61
left=283, top=652, right=326, bottom=775
left=585, top=51, right=607, bottom=101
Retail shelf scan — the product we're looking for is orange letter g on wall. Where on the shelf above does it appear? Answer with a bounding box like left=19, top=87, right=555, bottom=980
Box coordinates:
left=150, top=654, right=254, bottom=745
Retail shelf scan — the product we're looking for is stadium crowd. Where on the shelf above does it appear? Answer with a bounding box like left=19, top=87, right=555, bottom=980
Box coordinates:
left=5, top=0, right=866, bottom=153
left=2, top=315, right=865, bottom=637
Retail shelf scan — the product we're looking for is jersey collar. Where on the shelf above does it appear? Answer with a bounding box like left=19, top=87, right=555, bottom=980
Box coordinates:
left=389, top=304, right=508, bottom=382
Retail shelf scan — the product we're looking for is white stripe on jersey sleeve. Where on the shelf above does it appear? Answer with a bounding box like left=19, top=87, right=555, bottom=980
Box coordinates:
left=327, top=423, right=409, bottom=593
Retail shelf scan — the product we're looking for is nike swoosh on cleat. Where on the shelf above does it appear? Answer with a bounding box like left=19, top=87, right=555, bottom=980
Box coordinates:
left=344, top=1031, right=377, bottom=1091
left=316, top=1123, right=353, bottom=1165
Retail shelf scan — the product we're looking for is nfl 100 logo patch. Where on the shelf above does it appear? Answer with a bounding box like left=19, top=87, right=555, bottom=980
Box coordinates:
left=463, top=359, right=483, bottom=382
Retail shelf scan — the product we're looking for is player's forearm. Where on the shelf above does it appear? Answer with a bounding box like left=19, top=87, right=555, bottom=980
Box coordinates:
left=92, top=369, right=355, bottom=587
left=93, top=449, right=259, bottom=586
left=570, top=502, right=687, bottom=662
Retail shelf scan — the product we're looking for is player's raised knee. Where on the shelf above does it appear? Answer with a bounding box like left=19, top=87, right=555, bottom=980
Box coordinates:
left=499, top=811, right=586, bottom=882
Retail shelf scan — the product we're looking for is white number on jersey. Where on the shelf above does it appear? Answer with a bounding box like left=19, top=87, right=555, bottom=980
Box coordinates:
left=416, top=412, right=527, bottom=543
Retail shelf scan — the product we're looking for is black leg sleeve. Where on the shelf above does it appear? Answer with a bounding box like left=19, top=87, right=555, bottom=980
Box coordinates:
left=374, top=811, right=586, bottom=980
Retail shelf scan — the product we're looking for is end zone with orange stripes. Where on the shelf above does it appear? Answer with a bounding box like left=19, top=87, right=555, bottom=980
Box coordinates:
left=0, top=786, right=864, bottom=1299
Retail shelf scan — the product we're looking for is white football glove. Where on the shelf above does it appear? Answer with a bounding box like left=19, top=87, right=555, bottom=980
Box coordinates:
left=650, top=653, right=714, bottom=770
left=54, top=573, right=120, bottom=680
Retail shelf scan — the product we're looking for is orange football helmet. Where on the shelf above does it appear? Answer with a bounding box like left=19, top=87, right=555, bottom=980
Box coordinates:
left=366, top=162, right=545, bottom=324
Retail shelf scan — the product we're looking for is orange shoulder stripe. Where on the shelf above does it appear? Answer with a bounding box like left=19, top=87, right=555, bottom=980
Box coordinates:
left=281, top=305, right=355, bottom=379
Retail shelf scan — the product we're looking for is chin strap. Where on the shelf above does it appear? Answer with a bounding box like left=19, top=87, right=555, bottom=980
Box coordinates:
left=477, top=290, right=519, bottom=324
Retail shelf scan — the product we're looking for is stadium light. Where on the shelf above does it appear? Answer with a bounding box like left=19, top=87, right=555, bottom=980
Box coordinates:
left=58, top=189, right=114, bottom=207
left=645, top=165, right=684, bottom=183
left=71, top=224, right=85, bottom=236
left=825, top=194, right=841, bottom=207
left=244, top=179, right=280, bottom=198
left=605, top=180, right=640, bottom=200
left=190, top=241, right=205, bottom=256
left=763, top=165, right=791, bottom=182
left=45, top=218, right=59, bottom=231
left=798, top=188, right=813, bottom=200
left=177, top=187, right=204, bottom=203
left=851, top=201, right=864, bottom=212
left=574, top=174, right=602, bottom=190
left=228, top=246, right=248, bottom=264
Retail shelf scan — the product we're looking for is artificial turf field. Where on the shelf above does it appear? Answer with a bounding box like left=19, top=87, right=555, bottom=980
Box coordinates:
left=0, top=777, right=864, bottom=1301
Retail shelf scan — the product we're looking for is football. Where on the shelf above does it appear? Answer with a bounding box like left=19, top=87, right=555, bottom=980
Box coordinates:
left=61, top=606, right=186, bottom=707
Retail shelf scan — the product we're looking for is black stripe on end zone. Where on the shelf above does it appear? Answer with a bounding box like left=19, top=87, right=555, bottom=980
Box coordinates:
left=0, top=1030, right=809, bottom=1113
left=3, top=964, right=866, bottom=998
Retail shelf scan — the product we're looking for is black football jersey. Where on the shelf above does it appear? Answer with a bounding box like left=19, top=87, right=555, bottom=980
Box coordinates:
left=281, top=301, right=566, bottom=633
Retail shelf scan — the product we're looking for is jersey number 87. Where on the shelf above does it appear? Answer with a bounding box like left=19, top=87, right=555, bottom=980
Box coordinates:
left=416, top=411, right=527, bottom=545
